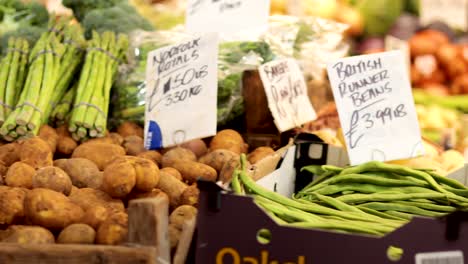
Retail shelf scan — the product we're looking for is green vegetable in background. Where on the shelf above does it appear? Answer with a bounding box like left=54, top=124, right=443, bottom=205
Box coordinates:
left=356, top=0, right=404, bottom=36
left=80, top=3, right=154, bottom=39
left=0, top=0, right=49, bottom=52
left=62, top=0, right=125, bottom=21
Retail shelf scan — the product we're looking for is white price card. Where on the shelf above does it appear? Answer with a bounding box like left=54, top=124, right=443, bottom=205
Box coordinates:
left=259, top=59, right=317, bottom=133
left=186, top=0, right=270, bottom=38
left=415, top=250, right=464, bottom=264
left=144, top=33, right=219, bottom=150
left=420, top=0, right=468, bottom=30
left=327, top=50, right=424, bottom=165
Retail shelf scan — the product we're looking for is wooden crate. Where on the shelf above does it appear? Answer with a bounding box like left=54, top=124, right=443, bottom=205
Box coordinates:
left=0, top=197, right=195, bottom=264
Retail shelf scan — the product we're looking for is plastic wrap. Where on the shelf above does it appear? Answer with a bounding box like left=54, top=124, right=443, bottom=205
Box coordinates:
left=111, top=16, right=349, bottom=127
left=111, top=29, right=275, bottom=127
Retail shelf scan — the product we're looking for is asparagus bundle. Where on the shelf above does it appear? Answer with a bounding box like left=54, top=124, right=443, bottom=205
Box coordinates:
left=0, top=38, right=29, bottom=126
left=0, top=33, right=65, bottom=141
left=69, top=31, right=128, bottom=141
left=50, top=83, right=77, bottom=127
left=47, top=24, right=86, bottom=125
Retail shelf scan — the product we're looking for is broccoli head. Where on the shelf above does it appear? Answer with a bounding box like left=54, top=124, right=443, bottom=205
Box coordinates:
left=0, top=25, right=45, bottom=53
left=81, top=3, right=154, bottom=39
left=62, top=0, right=125, bottom=21
left=0, top=0, right=48, bottom=52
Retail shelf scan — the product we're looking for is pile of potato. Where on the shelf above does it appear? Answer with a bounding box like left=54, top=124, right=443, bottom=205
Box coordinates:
left=0, top=122, right=276, bottom=252
left=409, top=29, right=468, bottom=95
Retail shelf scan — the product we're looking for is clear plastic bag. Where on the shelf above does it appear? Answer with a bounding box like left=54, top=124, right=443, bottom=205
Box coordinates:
left=111, top=16, right=348, bottom=127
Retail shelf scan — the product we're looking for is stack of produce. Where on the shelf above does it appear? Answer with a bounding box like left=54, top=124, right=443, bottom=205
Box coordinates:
left=0, top=37, right=29, bottom=127
left=410, top=29, right=468, bottom=96
left=233, top=157, right=468, bottom=236
left=0, top=121, right=278, bottom=251
left=0, top=19, right=86, bottom=142
left=68, top=31, right=128, bottom=141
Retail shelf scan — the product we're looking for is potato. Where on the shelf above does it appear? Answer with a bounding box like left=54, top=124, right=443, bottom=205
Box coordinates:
left=57, top=137, right=78, bottom=156
left=248, top=147, right=275, bottom=164
left=81, top=205, right=109, bottom=230
left=102, top=158, right=136, bottom=198
left=117, top=121, right=144, bottom=138
left=170, top=205, right=197, bottom=231
left=72, top=142, right=125, bottom=170
left=0, top=161, right=7, bottom=177
left=127, top=188, right=169, bottom=203
left=0, top=143, right=20, bottom=166
left=96, top=211, right=128, bottom=245
left=210, top=129, right=247, bottom=154
left=32, top=166, right=72, bottom=195
left=137, top=151, right=162, bottom=166
left=57, top=224, right=96, bottom=244
left=19, top=137, right=53, bottom=169
left=198, top=149, right=238, bottom=173
left=102, top=156, right=159, bottom=197
left=0, top=186, right=27, bottom=225
left=123, top=135, right=145, bottom=156
left=161, top=147, right=197, bottom=168
left=168, top=224, right=181, bottom=249
left=157, top=171, right=188, bottom=208
left=160, top=167, right=183, bottom=181
left=180, top=185, right=199, bottom=207
left=38, top=125, right=59, bottom=153
left=109, top=133, right=124, bottom=145
left=219, top=156, right=241, bottom=183
left=69, top=188, right=125, bottom=212
left=25, top=188, right=84, bottom=230
left=130, top=156, right=160, bottom=192
left=4, top=162, right=35, bottom=189
left=171, top=160, right=217, bottom=183
left=1, top=225, right=54, bottom=244
left=54, top=158, right=102, bottom=189
left=180, top=139, right=208, bottom=158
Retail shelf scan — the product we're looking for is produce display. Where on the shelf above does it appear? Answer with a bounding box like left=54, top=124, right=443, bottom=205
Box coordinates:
left=233, top=155, right=468, bottom=236
left=0, top=0, right=466, bottom=263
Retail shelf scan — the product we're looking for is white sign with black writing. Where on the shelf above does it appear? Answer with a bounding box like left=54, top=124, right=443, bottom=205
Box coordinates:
left=144, top=33, right=219, bottom=149
left=327, top=50, right=424, bottom=165
left=186, top=0, right=270, bottom=38
left=420, top=0, right=468, bottom=30
left=259, top=59, right=317, bottom=133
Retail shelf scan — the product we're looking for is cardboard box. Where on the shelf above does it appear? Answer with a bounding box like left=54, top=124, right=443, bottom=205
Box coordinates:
left=194, top=134, right=468, bottom=264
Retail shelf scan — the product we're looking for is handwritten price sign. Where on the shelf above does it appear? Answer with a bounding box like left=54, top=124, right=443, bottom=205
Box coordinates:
left=186, top=0, right=270, bottom=38
left=327, top=50, right=424, bottom=165
left=259, top=59, right=317, bottom=132
left=144, top=33, right=219, bottom=149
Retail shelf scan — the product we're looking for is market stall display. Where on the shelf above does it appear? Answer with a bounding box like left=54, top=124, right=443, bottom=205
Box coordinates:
left=0, top=0, right=467, bottom=263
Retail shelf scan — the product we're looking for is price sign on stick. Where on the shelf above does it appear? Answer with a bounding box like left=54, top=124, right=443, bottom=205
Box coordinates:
left=186, top=0, right=270, bottom=38
left=259, top=59, right=317, bottom=133
left=144, top=33, right=219, bottom=150
left=327, top=50, right=424, bottom=165
left=420, top=0, right=468, bottom=30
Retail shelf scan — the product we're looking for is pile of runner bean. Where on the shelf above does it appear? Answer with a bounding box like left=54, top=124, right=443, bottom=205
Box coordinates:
left=232, top=157, right=468, bottom=236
